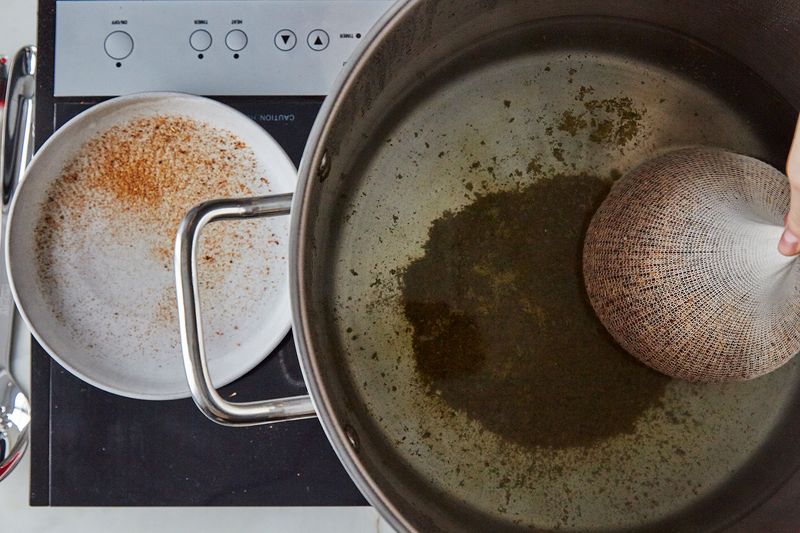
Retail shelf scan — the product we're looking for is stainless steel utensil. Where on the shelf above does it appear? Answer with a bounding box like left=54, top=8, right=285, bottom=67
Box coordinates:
left=0, top=45, right=36, bottom=481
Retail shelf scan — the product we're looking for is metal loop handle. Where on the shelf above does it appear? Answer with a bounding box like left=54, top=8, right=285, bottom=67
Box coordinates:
left=3, top=45, right=36, bottom=211
left=174, top=192, right=316, bottom=426
left=0, top=46, right=36, bottom=373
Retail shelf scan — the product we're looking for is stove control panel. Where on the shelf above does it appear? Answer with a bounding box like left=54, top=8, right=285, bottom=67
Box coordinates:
left=55, top=0, right=394, bottom=96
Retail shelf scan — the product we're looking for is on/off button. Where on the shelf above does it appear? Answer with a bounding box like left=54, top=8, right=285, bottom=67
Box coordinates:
left=104, top=31, right=134, bottom=60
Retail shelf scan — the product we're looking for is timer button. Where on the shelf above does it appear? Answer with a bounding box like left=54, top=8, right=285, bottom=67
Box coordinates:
left=225, top=29, right=248, bottom=51
left=104, top=31, right=134, bottom=60
left=189, top=29, right=212, bottom=51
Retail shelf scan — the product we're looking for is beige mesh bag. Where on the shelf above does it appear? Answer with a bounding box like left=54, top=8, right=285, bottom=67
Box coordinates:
left=583, top=147, right=800, bottom=382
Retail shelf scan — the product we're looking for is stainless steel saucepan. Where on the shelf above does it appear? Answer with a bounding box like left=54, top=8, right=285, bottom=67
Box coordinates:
left=176, top=1, right=800, bottom=531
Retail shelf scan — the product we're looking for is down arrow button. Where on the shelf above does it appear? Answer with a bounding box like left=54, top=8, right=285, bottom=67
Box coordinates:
left=274, top=29, right=297, bottom=51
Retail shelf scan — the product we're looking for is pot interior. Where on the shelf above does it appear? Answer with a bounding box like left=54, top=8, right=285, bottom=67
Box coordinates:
left=301, top=8, right=800, bottom=532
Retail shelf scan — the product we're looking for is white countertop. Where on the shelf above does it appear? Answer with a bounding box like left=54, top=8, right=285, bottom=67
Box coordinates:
left=0, top=2, right=392, bottom=530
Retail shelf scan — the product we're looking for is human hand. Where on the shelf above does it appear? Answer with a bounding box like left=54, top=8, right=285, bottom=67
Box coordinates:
left=779, top=116, right=800, bottom=256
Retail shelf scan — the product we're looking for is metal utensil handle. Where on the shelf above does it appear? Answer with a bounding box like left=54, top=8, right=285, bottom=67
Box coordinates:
left=0, top=46, right=36, bottom=372
left=174, top=192, right=316, bottom=426
left=3, top=46, right=36, bottom=210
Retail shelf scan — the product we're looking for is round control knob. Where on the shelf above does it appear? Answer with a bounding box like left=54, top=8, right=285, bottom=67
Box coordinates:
left=104, top=31, right=134, bottom=60
left=189, top=29, right=212, bottom=52
left=225, top=30, right=248, bottom=51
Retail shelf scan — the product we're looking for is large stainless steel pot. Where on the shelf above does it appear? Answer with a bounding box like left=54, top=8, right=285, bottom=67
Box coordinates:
left=175, top=1, right=800, bottom=531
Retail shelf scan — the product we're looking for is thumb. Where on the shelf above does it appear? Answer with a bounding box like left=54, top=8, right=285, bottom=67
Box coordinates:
left=779, top=116, right=800, bottom=256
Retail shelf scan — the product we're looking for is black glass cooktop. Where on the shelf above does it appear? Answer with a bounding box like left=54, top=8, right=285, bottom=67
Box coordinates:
left=29, top=96, right=366, bottom=506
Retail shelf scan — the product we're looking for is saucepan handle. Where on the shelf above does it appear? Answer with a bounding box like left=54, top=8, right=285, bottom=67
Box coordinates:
left=174, top=192, right=316, bottom=426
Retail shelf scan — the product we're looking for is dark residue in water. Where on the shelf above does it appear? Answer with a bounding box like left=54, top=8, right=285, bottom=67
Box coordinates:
left=400, top=174, right=671, bottom=450
left=556, top=110, right=588, bottom=136
left=553, top=87, right=646, bottom=148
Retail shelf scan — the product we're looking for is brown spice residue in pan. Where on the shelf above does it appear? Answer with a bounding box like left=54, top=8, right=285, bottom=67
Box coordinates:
left=67, top=115, right=255, bottom=241
left=401, top=174, right=670, bottom=449
left=35, top=114, right=272, bottom=319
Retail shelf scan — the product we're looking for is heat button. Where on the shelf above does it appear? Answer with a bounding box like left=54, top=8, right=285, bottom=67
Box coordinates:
left=225, top=29, right=248, bottom=51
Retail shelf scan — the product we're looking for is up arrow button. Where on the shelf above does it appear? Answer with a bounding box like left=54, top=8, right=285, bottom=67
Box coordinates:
left=274, top=29, right=297, bottom=51
left=307, top=29, right=330, bottom=51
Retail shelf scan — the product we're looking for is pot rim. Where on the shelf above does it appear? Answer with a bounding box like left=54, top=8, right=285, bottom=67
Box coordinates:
left=289, top=0, right=418, bottom=531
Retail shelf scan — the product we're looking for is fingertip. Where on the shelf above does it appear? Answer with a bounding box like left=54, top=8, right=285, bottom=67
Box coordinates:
left=779, top=227, right=800, bottom=256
